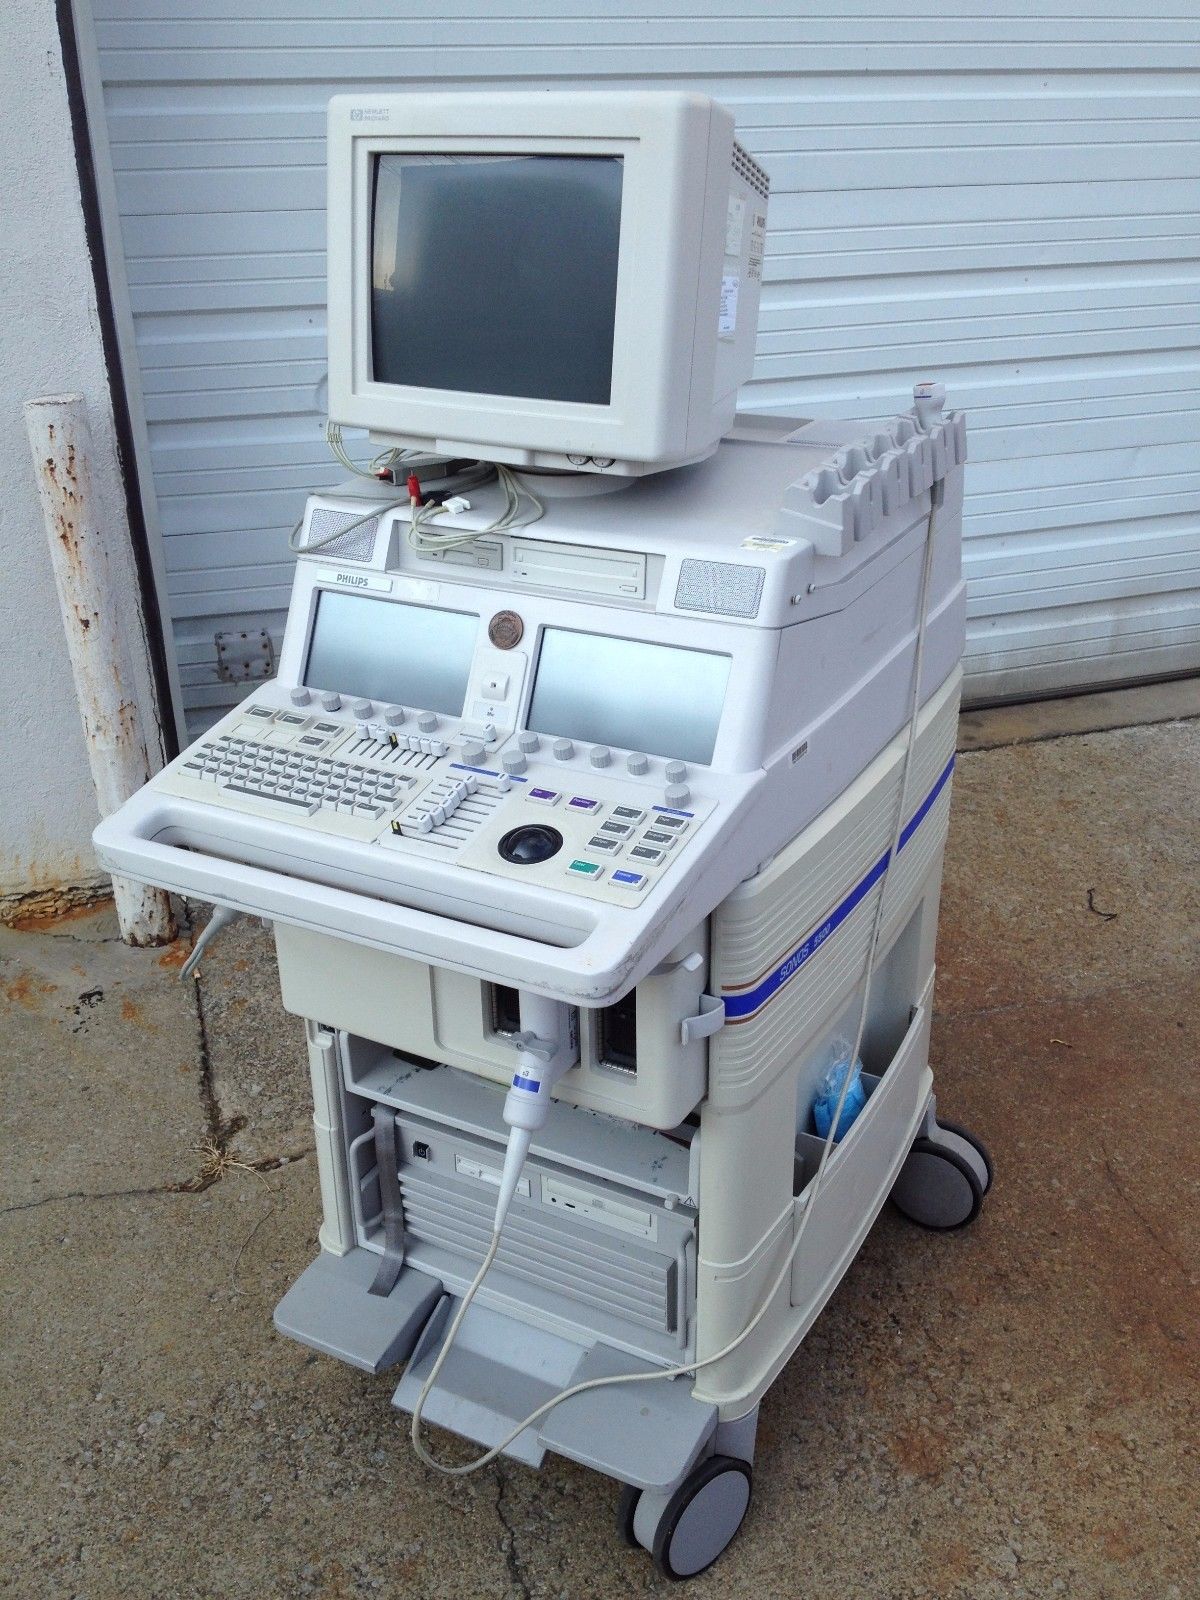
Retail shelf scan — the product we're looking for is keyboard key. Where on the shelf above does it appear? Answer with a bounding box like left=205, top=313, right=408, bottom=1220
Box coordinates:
left=223, top=783, right=318, bottom=815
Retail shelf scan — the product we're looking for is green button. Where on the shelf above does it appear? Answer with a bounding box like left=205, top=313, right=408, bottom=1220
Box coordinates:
left=567, top=858, right=602, bottom=877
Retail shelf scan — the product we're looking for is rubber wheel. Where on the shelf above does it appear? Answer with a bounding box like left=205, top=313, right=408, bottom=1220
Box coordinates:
left=616, top=1482, right=642, bottom=1548
left=937, top=1117, right=994, bottom=1192
left=891, top=1139, right=984, bottom=1231
left=652, top=1456, right=753, bottom=1581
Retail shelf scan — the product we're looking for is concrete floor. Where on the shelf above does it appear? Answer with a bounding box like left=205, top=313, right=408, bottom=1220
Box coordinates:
left=1, top=717, right=1197, bottom=1599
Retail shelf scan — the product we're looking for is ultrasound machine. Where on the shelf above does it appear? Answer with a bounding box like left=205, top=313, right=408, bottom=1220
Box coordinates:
left=96, top=90, right=992, bottom=1579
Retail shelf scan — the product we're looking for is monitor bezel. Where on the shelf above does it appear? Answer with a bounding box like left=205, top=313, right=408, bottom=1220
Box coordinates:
left=326, top=93, right=729, bottom=468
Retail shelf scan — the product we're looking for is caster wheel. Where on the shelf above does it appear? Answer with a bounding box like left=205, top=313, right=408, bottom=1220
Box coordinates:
left=651, top=1456, right=752, bottom=1581
left=937, top=1118, right=994, bottom=1192
left=616, top=1482, right=642, bottom=1548
left=892, top=1140, right=983, bottom=1230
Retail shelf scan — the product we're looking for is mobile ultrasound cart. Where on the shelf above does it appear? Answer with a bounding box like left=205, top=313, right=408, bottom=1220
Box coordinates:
left=95, top=91, right=992, bottom=1579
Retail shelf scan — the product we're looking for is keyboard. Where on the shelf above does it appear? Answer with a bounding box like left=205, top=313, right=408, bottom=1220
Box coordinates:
left=181, top=733, right=415, bottom=820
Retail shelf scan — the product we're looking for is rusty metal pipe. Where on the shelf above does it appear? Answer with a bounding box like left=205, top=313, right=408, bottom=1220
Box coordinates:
left=24, top=393, right=175, bottom=946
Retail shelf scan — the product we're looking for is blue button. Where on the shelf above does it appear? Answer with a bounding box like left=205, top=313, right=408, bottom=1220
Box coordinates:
left=611, top=869, right=648, bottom=891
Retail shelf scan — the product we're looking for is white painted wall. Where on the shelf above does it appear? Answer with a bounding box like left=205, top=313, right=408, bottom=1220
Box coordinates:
left=0, top=0, right=156, bottom=909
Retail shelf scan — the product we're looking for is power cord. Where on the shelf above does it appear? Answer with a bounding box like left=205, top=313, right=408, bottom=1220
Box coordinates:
left=288, top=431, right=542, bottom=556
left=409, top=482, right=944, bottom=1477
left=405, top=463, right=545, bottom=554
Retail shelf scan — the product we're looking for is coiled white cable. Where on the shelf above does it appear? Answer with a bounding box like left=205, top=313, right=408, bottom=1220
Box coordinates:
left=410, top=486, right=944, bottom=1477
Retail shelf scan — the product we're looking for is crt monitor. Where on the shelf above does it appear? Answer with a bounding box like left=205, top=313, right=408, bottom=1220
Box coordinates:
left=325, top=91, right=769, bottom=477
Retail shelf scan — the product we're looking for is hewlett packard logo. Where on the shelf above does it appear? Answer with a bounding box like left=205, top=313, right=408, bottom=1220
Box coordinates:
left=350, top=108, right=390, bottom=124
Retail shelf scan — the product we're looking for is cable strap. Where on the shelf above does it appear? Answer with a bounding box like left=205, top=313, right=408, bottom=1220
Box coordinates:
left=368, top=1104, right=407, bottom=1298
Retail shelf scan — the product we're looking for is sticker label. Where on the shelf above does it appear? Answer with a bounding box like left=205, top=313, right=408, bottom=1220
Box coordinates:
left=748, top=210, right=767, bottom=283
left=725, top=193, right=746, bottom=256
left=741, top=536, right=797, bottom=553
left=719, top=275, right=740, bottom=338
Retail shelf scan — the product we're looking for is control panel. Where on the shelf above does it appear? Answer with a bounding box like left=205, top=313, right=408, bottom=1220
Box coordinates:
left=153, top=690, right=714, bottom=908
left=453, top=761, right=711, bottom=904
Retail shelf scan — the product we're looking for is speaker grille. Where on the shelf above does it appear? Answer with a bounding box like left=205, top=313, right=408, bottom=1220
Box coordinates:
left=732, top=142, right=770, bottom=200
left=298, top=506, right=380, bottom=562
left=674, top=560, right=765, bottom=619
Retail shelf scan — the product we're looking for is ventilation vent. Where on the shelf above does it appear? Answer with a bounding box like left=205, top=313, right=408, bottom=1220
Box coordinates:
left=732, top=142, right=770, bottom=200
left=674, top=560, right=765, bottom=619
left=298, top=506, right=380, bottom=562
left=395, top=1166, right=678, bottom=1334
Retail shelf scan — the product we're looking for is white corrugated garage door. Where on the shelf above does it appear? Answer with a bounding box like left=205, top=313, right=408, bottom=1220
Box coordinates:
left=84, top=1, right=1200, bottom=733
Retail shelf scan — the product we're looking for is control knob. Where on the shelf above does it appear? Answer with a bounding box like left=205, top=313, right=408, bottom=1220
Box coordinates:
left=589, top=746, right=611, bottom=769
left=320, top=692, right=341, bottom=712
left=626, top=753, right=649, bottom=776
left=665, top=783, right=691, bottom=808
left=384, top=706, right=406, bottom=727
left=518, top=731, right=540, bottom=753
left=665, top=760, right=688, bottom=782
left=351, top=699, right=374, bottom=719
left=417, top=711, right=439, bottom=732
left=459, top=740, right=485, bottom=765
left=502, top=750, right=527, bottom=776
left=553, top=738, right=574, bottom=761
left=289, top=687, right=311, bottom=707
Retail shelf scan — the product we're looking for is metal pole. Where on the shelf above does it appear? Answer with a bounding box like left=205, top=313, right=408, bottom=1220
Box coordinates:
left=24, top=393, right=176, bottom=946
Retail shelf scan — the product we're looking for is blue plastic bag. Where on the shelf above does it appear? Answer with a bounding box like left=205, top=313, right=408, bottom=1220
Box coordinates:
left=812, top=1046, right=867, bottom=1142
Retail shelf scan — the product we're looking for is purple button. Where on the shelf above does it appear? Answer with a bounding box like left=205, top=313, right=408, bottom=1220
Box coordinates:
left=568, top=796, right=600, bottom=812
left=527, top=787, right=559, bottom=805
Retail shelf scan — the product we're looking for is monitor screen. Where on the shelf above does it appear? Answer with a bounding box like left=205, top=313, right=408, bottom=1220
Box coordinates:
left=304, top=592, right=478, bottom=715
left=528, top=629, right=730, bottom=767
left=371, top=153, right=623, bottom=405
